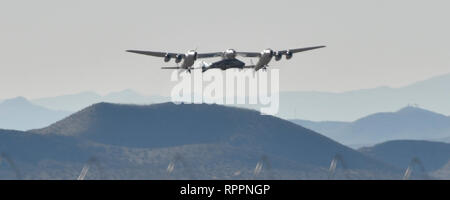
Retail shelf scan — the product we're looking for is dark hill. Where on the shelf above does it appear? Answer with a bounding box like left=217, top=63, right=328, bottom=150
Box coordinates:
left=0, top=129, right=90, bottom=163
left=360, top=140, right=450, bottom=172
left=31, top=102, right=391, bottom=171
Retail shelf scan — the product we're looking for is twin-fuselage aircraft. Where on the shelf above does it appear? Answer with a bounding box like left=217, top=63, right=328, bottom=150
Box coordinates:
left=126, top=46, right=325, bottom=73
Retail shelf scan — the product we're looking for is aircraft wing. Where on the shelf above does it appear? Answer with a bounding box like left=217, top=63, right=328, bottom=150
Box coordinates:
left=277, top=46, right=326, bottom=54
left=236, top=52, right=261, bottom=57
left=234, top=46, right=326, bottom=58
left=196, top=52, right=224, bottom=59
left=126, top=50, right=182, bottom=58
left=198, top=51, right=262, bottom=58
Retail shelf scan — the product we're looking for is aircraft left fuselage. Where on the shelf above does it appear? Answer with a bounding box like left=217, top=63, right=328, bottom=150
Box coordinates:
left=178, top=50, right=197, bottom=70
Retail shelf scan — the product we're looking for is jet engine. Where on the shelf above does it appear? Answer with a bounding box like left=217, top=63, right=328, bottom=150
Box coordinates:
left=175, top=54, right=183, bottom=63
left=164, top=54, right=171, bottom=62
left=285, top=51, right=293, bottom=60
left=274, top=52, right=282, bottom=61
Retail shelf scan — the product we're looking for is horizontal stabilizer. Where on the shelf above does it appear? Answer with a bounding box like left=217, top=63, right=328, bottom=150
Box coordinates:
left=161, top=67, right=182, bottom=69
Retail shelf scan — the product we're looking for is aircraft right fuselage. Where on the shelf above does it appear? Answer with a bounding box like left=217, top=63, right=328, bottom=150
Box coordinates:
left=254, top=49, right=275, bottom=71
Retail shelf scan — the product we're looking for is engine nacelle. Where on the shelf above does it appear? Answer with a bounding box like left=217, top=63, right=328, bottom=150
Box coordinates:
left=274, top=53, right=282, bottom=61
left=285, top=51, right=293, bottom=60
left=175, top=54, right=183, bottom=63
left=164, top=54, right=171, bottom=62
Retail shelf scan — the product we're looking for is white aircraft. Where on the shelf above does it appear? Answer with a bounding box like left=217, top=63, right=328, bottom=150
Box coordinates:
left=126, top=46, right=325, bottom=73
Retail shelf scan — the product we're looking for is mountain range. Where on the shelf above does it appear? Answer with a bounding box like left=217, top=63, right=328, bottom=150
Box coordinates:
left=0, top=97, right=70, bottom=131
left=291, top=106, right=450, bottom=147
left=4, top=72, right=447, bottom=123
left=1, top=74, right=449, bottom=179
left=1, top=73, right=450, bottom=146
left=1, top=102, right=403, bottom=180
left=274, top=73, right=450, bottom=121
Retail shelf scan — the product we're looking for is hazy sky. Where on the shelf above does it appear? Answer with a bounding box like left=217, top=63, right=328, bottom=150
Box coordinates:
left=1, top=0, right=449, bottom=99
